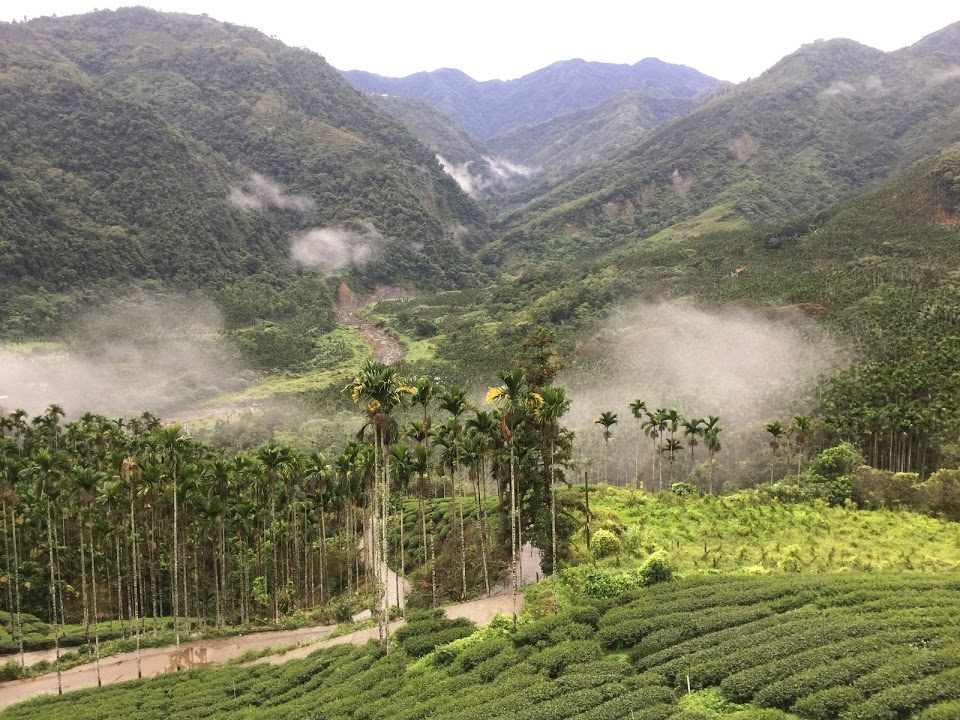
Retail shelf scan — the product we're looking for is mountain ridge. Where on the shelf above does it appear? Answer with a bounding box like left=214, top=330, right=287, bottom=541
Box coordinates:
left=342, top=57, right=724, bottom=140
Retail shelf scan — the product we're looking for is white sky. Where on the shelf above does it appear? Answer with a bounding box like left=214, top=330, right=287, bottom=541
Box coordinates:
left=4, top=1, right=958, bottom=82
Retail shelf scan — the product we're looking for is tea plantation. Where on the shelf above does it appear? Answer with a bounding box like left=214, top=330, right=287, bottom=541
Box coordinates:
left=6, top=573, right=959, bottom=720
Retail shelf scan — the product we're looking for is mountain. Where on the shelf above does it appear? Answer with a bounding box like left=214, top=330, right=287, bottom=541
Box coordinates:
left=365, top=93, right=530, bottom=200
left=493, top=26, right=960, bottom=262
left=342, top=57, right=724, bottom=140
left=486, top=90, right=699, bottom=180
left=368, top=94, right=489, bottom=166
left=0, top=8, right=488, bottom=337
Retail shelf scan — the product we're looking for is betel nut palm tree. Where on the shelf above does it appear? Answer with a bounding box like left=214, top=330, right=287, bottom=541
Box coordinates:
left=347, top=360, right=413, bottom=654
left=594, top=411, right=618, bottom=484
left=487, top=368, right=542, bottom=628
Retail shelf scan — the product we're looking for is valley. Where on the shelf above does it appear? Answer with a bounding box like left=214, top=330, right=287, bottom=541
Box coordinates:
left=2, top=6, right=960, bottom=719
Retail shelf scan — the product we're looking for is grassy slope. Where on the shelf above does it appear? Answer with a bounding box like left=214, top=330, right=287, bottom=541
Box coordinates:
left=575, top=486, right=960, bottom=575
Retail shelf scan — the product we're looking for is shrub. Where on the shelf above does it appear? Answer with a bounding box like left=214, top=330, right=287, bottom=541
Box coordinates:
left=0, top=661, right=22, bottom=682
left=791, top=686, right=864, bottom=720
left=808, top=443, right=864, bottom=480
left=852, top=467, right=919, bottom=509
left=528, top=640, right=603, bottom=678
left=592, top=529, right=622, bottom=559
left=671, top=482, right=701, bottom=497
left=917, top=469, right=960, bottom=521
left=636, top=552, right=673, bottom=586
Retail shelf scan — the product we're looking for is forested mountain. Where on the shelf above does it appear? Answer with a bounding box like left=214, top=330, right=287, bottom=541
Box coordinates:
left=369, top=94, right=489, bottom=166
left=366, top=94, right=527, bottom=200
left=498, top=24, right=960, bottom=260
left=0, top=8, right=488, bottom=337
left=486, top=91, right=697, bottom=179
left=342, top=57, right=723, bottom=141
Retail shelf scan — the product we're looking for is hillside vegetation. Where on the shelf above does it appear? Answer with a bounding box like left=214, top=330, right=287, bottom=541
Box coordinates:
left=487, top=91, right=698, bottom=179
left=572, top=486, right=960, bottom=577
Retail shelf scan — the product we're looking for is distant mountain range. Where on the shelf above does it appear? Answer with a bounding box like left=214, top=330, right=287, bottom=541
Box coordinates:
left=342, top=58, right=724, bottom=141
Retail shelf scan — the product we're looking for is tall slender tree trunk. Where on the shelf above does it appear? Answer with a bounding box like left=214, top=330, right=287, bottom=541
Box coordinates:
left=398, top=497, right=404, bottom=609
left=477, top=460, right=490, bottom=597
left=550, top=439, right=559, bottom=613
left=10, top=506, right=24, bottom=669
left=46, top=499, right=62, bottom=695
left=78, top=519, right=90, bottom=645
left=454, top=467, right=466, bottom=601
left=419, top=494, right=427, bottom=567
left=509, top=441, right=518, bottom=629
left=319, top=506, right=327, bottom=604
left=115, top=534, right=124, bottom=630
left=150, top=506, right=159, bottom=636
left=182, top=539, right=191, bottom=635
left=219, top=523, right=227, bottom=627
left=381, top=438, right=392, bottom=655
left=430, top=529, right=437, bottom=609
left=89, top=525, right=101, bottom=687
left=372, top=437, right=384, bottom=649
left=130, top=491, right=142, bottom=679
left=2, top=503, right=12, bottom=619
left=172, top=473, right=181, bottom=670
left=270, top=481, right=279, bottom=623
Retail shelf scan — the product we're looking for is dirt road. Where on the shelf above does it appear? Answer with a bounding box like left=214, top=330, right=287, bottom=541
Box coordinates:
left=0, top=592, right=524, bottom=709
left=0, top=624, right=337, bottom=710
left=0, top=543, right=540, bottom=710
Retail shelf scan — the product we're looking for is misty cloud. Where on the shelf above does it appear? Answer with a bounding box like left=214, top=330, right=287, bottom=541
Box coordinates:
left=483, top=155, right=535, bottom=180
left=0, top=294, right=246, bottom=419
left=436, top=154, right=536, bottom=198
left=560, top=302, right=842, bottom=438
left=927, top=65, right=960, bottom=86
left=822, top=80, right=857, bottom=97
left=229, top=173, right=315, bottom=212
left=290, top=224, right=383, bottom=271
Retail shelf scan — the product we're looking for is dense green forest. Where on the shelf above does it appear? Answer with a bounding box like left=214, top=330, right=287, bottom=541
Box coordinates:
left=0, top=8, right=489, bottom=339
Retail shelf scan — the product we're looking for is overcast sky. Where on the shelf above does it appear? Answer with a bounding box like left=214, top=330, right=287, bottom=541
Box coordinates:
left=4, top=1, right=958, bottom=82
